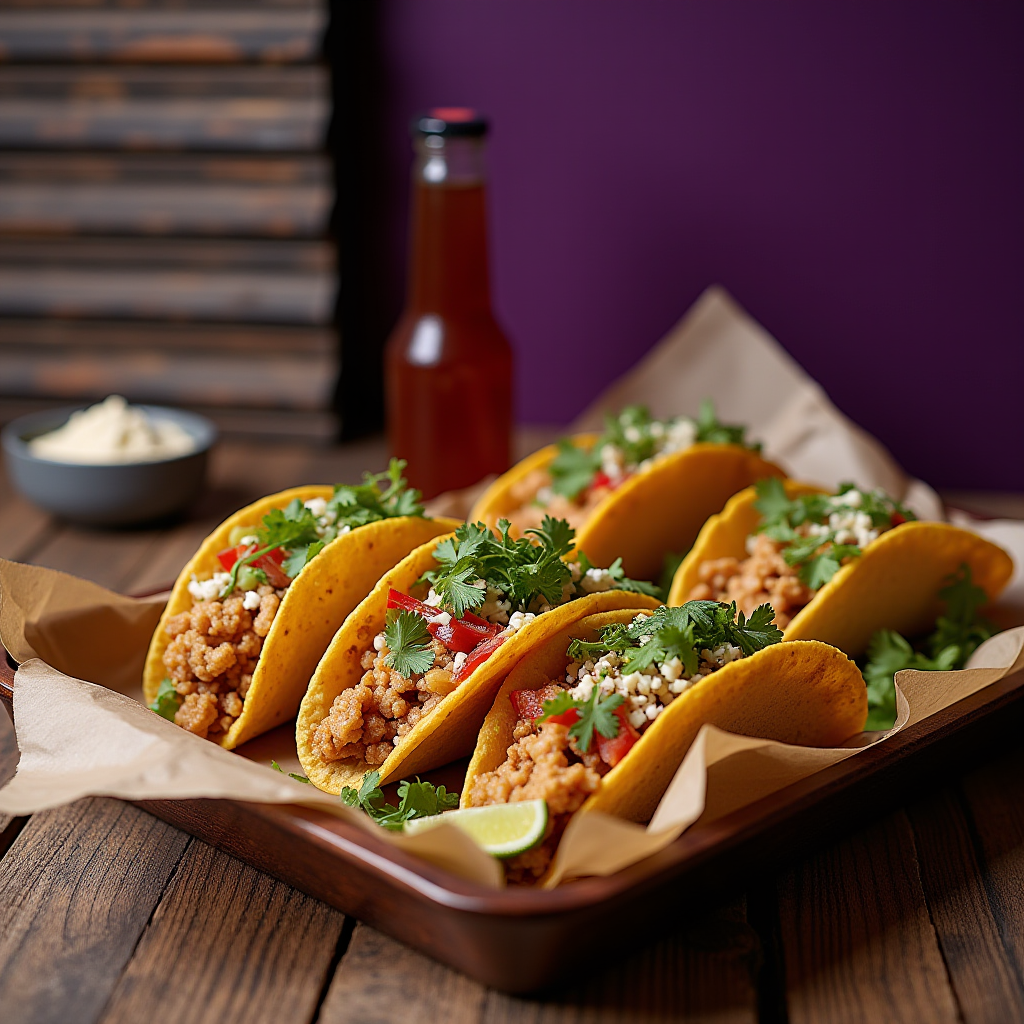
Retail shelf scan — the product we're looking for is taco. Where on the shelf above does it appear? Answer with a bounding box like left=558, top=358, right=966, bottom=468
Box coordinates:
left=462, top=601, right=867, bottom=883
left=297, top=517, right=661, bottom=792
left=143, top=461, right=459, bottom=749
left=668, top=478, right=1014, bottom=657
left=469, top=402, right=785, bottom=580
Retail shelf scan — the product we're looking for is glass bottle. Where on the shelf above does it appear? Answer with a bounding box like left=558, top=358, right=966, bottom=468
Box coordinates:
left=384, top=108, right=514, bottom=499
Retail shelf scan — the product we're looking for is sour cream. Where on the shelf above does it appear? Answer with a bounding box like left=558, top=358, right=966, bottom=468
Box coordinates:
left=28, top=395, right=196, bottom=465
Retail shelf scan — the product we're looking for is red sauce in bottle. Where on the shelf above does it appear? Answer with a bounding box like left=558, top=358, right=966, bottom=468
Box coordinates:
left=385, top=109, right=513, bottom=499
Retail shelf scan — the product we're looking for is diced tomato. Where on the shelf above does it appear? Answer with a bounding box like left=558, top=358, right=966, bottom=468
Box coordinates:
left=453, top=632, right=508, bottom=682
left=544, top=707, right=581, bottom=727
left=216, top=543, right=291, bottom=588
left=386, top=587, right=499, bottom=653
left=890, top=512, right=907, bottom=527
left=596, top=705, right=640, bottom=767
left=510, top=689, right=546, bottom=721
left=591, top=470, right=614, bottom=491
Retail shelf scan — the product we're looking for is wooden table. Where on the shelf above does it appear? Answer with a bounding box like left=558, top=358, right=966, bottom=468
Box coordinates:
left=2, top=439, right=1023, bottom=1024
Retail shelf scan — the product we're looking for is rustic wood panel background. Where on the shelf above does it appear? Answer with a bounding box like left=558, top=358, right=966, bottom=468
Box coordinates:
left=0, top=0, right=339, bottom=441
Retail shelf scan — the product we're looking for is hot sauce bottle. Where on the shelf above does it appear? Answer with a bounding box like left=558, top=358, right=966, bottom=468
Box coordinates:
left=384, top=108, right=514, bottom=499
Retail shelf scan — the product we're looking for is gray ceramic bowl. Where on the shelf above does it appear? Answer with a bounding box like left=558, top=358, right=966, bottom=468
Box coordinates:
left=2, top=405, right=217, bottom=526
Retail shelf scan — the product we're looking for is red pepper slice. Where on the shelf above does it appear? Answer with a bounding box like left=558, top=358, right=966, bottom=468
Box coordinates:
left=453, top=632, right=508, bottom=682
left=216, top=543, right=291, bottom=589
left=890, top=512, right=907, bottom=527
left=386, top=588, right=500, bottom=653
left=591, top=470, right=615, bottom=491
left=596, top=705, right=640, bottom=767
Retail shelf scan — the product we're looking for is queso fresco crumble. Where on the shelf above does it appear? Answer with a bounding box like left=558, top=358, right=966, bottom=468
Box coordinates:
left=153, top=461, right=427, bottom=739
left=690, top=479, right=917, bottom=629
left=463, top=601, right=784, bottom=882
left=309, top=517, right=659, bottom=767
left=505, top=402, right=760, bottom=536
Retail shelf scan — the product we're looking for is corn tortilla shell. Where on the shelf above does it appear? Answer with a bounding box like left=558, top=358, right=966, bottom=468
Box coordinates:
left=470, top=437, right=786, bottom=580
left=143, top=486, right=459, bottom=749
left=297, top=537, right=661, bottom=792
left=464, top=609, right=868, bottom=825
left=668, top=481, right=1014, bottom=658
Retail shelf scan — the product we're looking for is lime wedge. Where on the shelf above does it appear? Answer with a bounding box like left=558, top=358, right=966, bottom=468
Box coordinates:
left=403, top=800, right=548, bottom=858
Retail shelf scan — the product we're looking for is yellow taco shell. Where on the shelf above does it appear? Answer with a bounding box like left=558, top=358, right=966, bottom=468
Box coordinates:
left=470, top=438, right=786, bottom=581
left=143, top=486, right=459, bottom=749
left=464, top=609, right=868, bottom=825
left=297, top=536, right=661, bottom=792
left=668, top=481, right=1014, bottom=657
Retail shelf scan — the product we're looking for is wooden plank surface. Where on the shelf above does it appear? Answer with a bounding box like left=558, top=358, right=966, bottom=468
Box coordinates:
left=0, top=798, right=191, bottom=1024
left=97, top=840, right=346, bottom=1024
left=0, top=8, right=327, bottom=64
left=778, top=811, right=960, bottom=1024
left=1, top=456, right=1023, bottom=1022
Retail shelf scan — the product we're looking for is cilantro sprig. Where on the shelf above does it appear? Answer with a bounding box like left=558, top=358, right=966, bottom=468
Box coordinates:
left=219, top=498, right=322, bottom=597
left=753, top=478, right=916, bottom=590
left=537, top=687, right=625, bottom=753
left=383, top=608, right=436, bottom=677
left=150, top=678, right=181, bottom=721
left=567, top=601, right=783, bottom=677
left=217, top=460, right=423, bottom=599
left=339, top=771, right=459, bottom=831
left=325, top=458, right=424, bottom=534
left=863, top=564, right=997, bottom=730
left=548, top=402, right=759, bottom=500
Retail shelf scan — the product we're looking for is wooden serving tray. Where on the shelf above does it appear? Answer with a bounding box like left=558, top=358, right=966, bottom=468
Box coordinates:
left=2, top=644, right=1023, bottom=993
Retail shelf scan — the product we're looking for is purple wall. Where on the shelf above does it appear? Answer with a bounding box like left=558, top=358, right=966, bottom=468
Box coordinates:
left=379, top=1, right=1024, bottom=490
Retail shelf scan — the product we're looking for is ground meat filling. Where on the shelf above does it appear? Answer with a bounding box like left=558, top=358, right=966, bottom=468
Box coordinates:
left=162, top=584, right=282, bottom=740
left=689, top=533, right=815, bottom=629
left=505, top=468, right=615, bottom=537
left=463, top=684, right=604, bottom=883
left=312, top=638, right=457, bottom=767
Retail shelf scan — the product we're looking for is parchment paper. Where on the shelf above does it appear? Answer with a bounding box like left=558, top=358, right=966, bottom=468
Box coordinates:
left=1, top=285, right=1022, bottom=889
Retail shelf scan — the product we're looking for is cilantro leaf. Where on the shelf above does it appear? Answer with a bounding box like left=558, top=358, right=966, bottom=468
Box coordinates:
left=754, top=477, right=795, bottom=526
left=730, top=604, right=784, bottom=655
left=603, top=556, right=662, bottom=597
left=537, top=687, right=624, bottom=753
left=339, top=770, right=460, bottom=832
left=270, top=760, right=311, bottom=783
left=861, top=563, right=996, bottom=730
left=548, top=438, right=601, bottom=500
left=150, top=678, right=181, bottom=721
left=383, top=609, right=435, bottom=677
left=282, top=539, right=325, bottom=580
left=327, top=458, right=425, bottom=531
left=694, top=399, right=759, bottom=450
left=430, top=558, right=485, bottom=618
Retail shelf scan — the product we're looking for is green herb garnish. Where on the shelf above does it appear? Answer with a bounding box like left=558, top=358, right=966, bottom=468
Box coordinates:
left=537, top=686, right=625, bottom=753
left=567, top=601, right=783, bottom=677
left=324, top=458, right=425, bottom=536
left=270, top=760, right=311, bottom=783
left=383, top=608, right=436, bottom=677
left=753, top=478, right=916, bottom=590
left=339, top=770, right=460, bottom=831
left=863, top=564, right=997, bottom=730
left=150, top=677, right=181, bottom=721
left=548, top=402, right=759, bottom=500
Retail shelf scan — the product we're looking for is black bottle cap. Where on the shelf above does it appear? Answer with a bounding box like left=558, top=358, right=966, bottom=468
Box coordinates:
left=412, top=108, right=489, bottom=138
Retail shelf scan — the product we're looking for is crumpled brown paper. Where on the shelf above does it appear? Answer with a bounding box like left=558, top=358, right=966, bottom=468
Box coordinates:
left=1, top=557, right=1022, bottom=889
left=1, top=286, right=1022, bottom=890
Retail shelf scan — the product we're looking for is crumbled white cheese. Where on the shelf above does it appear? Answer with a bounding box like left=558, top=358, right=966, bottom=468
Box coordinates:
left=507, top=610, right=536, bottom=633
left=453, top=651, right=468, bottom=673
left=425, top=589, right=443, bottom=607
left=304, top=497, right=328, bottom=517
left=427, top=611, right=452, bottom=627
left=580, top=567, right=615, bottom=594
left=188, top=572, right=232, bottom=602
left=242, top=590, right=262, bottom=610
left=373, top=633, right=386, bottom=652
